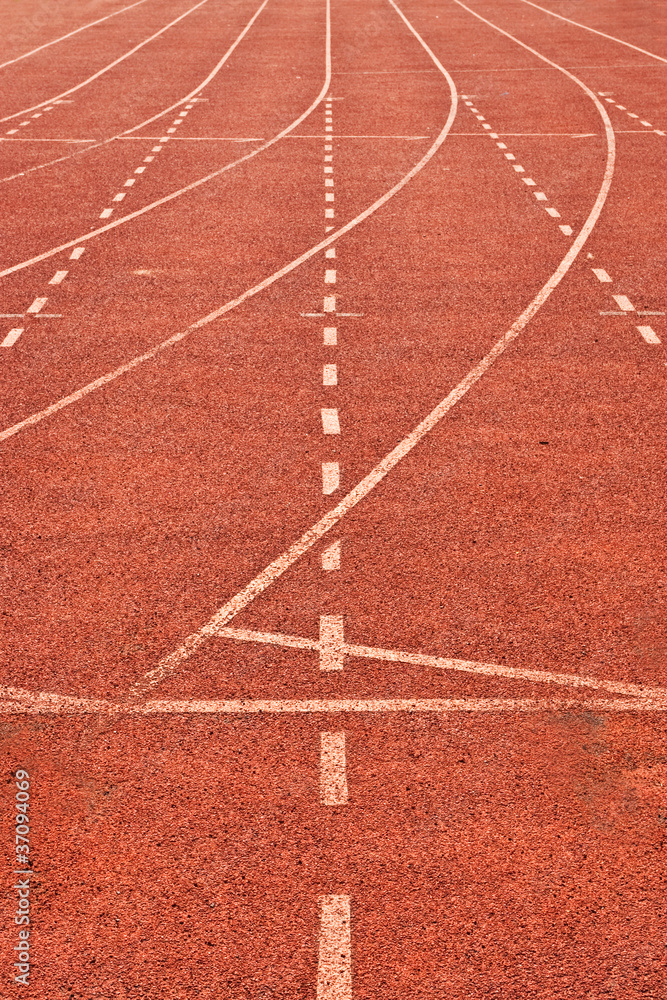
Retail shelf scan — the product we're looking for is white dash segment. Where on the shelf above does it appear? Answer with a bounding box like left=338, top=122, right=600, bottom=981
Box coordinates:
left=26, top=297, right=47, bottom=314
left=317, top=895, right=351, bottom=999
left=513, top=164, right=525, bottom=172
left=559, top=225, right=573, bottom=236
left=325, top=248, right=335, bottom=258
left=613, top=294, right=635, bottom=311
left=637, top=325, right=660, bottom=344
left=322, top=461, right=340, bottom=494
left=320, top=733, right=348, bottom=802
left=534, top=192, right=547, bottom=201
left=321, top=541, right=341, bottom=572
left=323, top=296, right=336, bottom=313
left=134, top=166, right=145, bottom=174
left=321, top=409, right=340, bottom=434
left=319, top=615, right=344, bottom=672
left=522, top=177, right=536, bottom=186
left=123, top=178, right=135, bottom=187
left=325, top=269, right=336, bottom=284
left=323, top=326, right=337, bottom=345
left=592, top=268, right=612, bottom=283
left=48, top=270, right=68, bottom=285
left=545, top=207, right=561, bottom=217
left=70, top=247, right=85, bottom=260
left=1, top=327, right=24, bottom=347
left=99, top=208, right=113, bottom=218
left=113, top=192, right=126, bottom=202
left=323, top=363, right=337, bottom=386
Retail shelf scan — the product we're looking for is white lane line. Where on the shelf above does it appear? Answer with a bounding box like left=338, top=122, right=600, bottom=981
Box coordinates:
left=128, top=5, right=616, bottom=695
left=325, top=269, right=336, bottom=283
left=5, top=129, right=18, bottom=135
left=321, top=409, right=340, bottom=434
left=0, top=0, right=211, bottom=123
left=325, top=208, right=334, bottom=219
left=325, top=192, right=334, bottom=201
left=545, top=206, right=561, bottom=217
left=637, top=325, right=660, bottom=343
left=213, top=624, right=660, bottom=699
left=317, top=896, right=352, bottom=1000
left=48, top=270, right=68, bottom=285
left=1, top=328, right=24, bottom=347
left=323, top=326, right=337, bottom=345
left=323, top=363, right=337, bottom=386
left=322, top=462, right=340, bottom=494
left=26, top=298, right=47, bottom=314
left=123, top=178, right=135, bottom=186
left=321, top=540, right=341, bottom=570
left=324, top=296, right=336, bottom=312
left=640, top=120, right=653, bottom=127
left=504, top=152, right=515, bottom=159
left=113, top=193, right=126, bottom=202
left=559, top=225, right=573, bottom=235
left=99, top=208, right=113, bottom=218
left=143, top=155, right=154, bottom=162
left=518, top=0, right=667, bottom=62
left=69, top=247, right=85, bottom=260
left=166, top=128, right=177, bottom=133
left=0, top=0, right=150, bottom=70
left=592, top=268, right=612, bottom=282
left=151, top=146, right=162, bottom=152
left=534, top=191, right=547, bottom=200
left=613, top=294, right=635, bottom=311
left=320, top=734, right=348, bottom=804
left=627, top=113, right=639, bottom=119
left=134, top=166, right=146, bottom=173
left=497, top=141, right=507, bottom=149
left=522, top=177, right=536, bottom=185
left=325, top=247, right=335, bottom=257
left=0, top=0, right=327, bottom=277
left=512, top=163, right=525, bottom=171
left=320, top=616, right=345, bottom=672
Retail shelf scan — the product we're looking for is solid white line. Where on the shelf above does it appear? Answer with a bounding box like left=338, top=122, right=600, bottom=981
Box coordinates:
left=637, top=325, right=660, bottom=344
left=129, top=0, right=616, bottom=694
left=321, top=409, right=340, bottom=434
left=48, top=270, right=68, bottom=285
left=322, top=461, right=340, bottom=494
left=1, top=1, right=211, bottom=123
left=317, top=896, right=352, bottom=1000
left=323, top=363, right=337, bottom=385
left=321, top=540, right=341, bottom=570
left=1, top=328, right=24, bottom=347
left=320, top=615, right=345, bottom=671
left=592, top=267, right=612, bottom=282
left=320, top=734, right=348, bottom=804
left=0, top=0, right=150, bottom=70
left=518, top=0, right=667, bottom=63
left=613, top=294, right=634, bottom=311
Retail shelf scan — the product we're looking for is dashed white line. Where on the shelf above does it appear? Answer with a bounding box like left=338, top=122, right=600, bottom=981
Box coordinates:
left=69, top=247, right=85, bottom=260
left=637, top=325, right=660, bottom=344
left=613, top=294, right=635, bottom=311
left=321, top=409, right=340, bottom=434
left=317, top=896, right=352, bottom=1000
left=26, top=298, right=47, bottom=314
left=545, top=206, right=561, bottom=217
left=592, top=268, right=612, bottom=282
left=321, top=540, right=341, bottom=570
left=324, top=296, right=336, bottom=313
left=323, top=326, right=337, bottom=345
left=559, top=225, right=573, bottom=236
left=322, top=462, right=340, bottom=494
left=323, top=363, right=337, bottom=385
left=1, top=328, right=24, bottom=347
left=319, top=616, right=345, bottom=671
left=534, top=191, right=547, bottom=200
left=113, top=193, right=126, bottom=202
left=48, top=271, right=68, bottom=285
left=320, top=733, right=348, bottom=804
left=134, top=166, right=146, bottom=174
left=325, top=269, right=336, bottom=283
left=325, top=248, right=335, bottom=258
left=99, top=208, right=113, bottom=218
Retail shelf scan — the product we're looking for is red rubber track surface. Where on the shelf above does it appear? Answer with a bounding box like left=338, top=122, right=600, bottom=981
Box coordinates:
left=0, top=0, right=665, bottom=997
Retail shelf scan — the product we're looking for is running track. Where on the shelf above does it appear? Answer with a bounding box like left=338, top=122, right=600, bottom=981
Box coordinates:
left=0, top=0, right=665, bottom=996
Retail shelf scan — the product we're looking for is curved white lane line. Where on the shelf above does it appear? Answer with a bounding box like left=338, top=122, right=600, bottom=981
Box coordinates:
left=0, top=0, right=210, bottom=123
left=133, top=0, right=616, bottom=695
left=518, top=0, right=667, bottom=64
left=0, top=0, right=270, bottom=186
left=0, top=0, right=150, bottom=71
left=0, top=0, right=319, bottom=280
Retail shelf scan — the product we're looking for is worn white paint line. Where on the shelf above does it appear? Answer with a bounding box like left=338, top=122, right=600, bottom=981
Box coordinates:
left=321, top=540, right=341, bottom=570
left=322, top=461, right=340, bottom=494
left=518, top=0, right=667, bottom=62
left=320, top=616, right=345, bottom=672
left=48, top=270, right=68, bottom=285
left=317, top=896, right=352, bottom=1000
left=128, top=2, right=616, bottom=696
left=1, top=328, right=24, bottom=347
left=321, top=409, right=340, bottom=434
left=1, top=1, right=211, bottom=123
left=592, top=267, right=612, bottom=282
left=323, top=326, right=337, bottom=345
left=320, top=734, right=348, bottom=804
left=0, top=0, right=326, bottom=277
left=210, top=624, right=664, bottom=700
left=637, top=325, right=660, bottom=344
left=0, top=0, right=270, bottom=184
left=0, top=0, right=150, bottom=69
left=613, top=294, right=635, bottom=311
